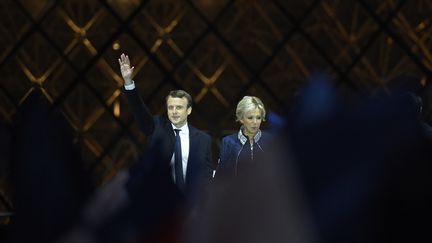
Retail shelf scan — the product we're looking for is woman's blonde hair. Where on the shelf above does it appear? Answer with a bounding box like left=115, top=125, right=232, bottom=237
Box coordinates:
left=235, top=96, right=266, bottom=122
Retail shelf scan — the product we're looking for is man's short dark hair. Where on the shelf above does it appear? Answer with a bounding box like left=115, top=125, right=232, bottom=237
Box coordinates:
left=166, top=90, right=193, bottom=108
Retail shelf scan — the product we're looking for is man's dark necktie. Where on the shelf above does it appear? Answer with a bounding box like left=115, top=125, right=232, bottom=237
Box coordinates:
left=174, top=129, right=185, bottom=191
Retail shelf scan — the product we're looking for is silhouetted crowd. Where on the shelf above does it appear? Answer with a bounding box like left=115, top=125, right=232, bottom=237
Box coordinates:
left=1, top=75, right=432, bottom=243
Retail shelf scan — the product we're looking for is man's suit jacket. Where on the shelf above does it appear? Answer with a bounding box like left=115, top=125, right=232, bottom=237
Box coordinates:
left=124, top=88, right=213, bottom=200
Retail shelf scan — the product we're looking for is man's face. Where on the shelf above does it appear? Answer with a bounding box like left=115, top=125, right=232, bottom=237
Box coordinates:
left=167, top=96, right=191, bottom=128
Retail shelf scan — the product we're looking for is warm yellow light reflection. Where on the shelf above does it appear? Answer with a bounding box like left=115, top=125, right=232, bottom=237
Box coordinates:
left=113, top=41, right=120, bottom=50
left=114, top=100, right=121, bottom=117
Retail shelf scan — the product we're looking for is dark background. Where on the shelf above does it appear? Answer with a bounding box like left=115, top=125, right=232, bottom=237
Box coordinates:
left=1, top=0, right=432, bottom=229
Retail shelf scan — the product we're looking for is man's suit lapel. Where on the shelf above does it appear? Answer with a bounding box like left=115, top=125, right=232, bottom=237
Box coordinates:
left=162, top=118, right=175, bottom=157
left=186, top=125, right=198, bottom=183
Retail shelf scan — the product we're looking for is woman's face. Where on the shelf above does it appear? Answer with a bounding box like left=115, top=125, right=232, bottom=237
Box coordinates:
left=240, top=108, right=262, bottom=137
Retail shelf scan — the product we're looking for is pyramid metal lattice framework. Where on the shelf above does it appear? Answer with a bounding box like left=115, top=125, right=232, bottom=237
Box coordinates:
left=1, top=0, right=432, bottom=213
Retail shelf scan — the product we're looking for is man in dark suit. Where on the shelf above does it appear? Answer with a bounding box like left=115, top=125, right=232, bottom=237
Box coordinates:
left=118, top=53, right=213, bottom=204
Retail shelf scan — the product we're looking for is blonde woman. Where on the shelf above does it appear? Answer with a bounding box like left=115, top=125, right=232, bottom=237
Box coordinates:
left=215, top=96, right=272, bottom=177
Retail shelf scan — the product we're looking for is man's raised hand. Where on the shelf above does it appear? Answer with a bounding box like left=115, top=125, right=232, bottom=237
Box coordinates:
left=118, top=53, right=134, bottom=86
